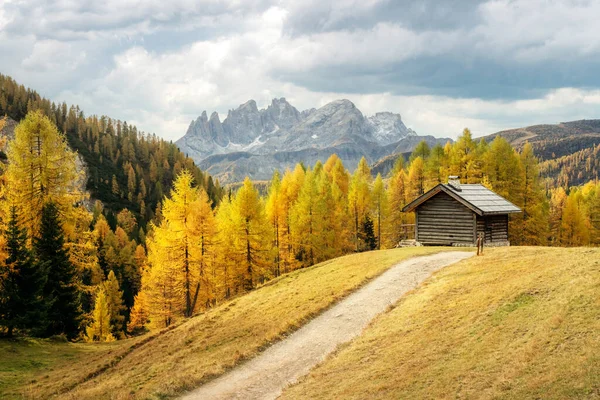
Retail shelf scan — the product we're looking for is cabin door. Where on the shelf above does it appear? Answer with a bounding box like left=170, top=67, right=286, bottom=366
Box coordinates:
left=484, top=219, right=493, bottom=243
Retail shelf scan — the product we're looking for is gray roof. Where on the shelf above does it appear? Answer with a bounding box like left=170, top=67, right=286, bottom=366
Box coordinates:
left=403, top=183, right=521, bottom=215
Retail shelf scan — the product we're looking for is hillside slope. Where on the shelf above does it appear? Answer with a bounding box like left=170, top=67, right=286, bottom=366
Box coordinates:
left=0, top=247, right=449, bottom=399
left=282, top=247, right=600, bottom=400
left=0, top=74, right=222, bottom=228
left=482, top=119, right=600, bottom=187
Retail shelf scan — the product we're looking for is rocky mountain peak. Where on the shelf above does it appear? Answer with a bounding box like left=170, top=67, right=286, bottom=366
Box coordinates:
left=209, top=111, right=221, bottom=123
left=239, top=99, right=258, bottom=113
left=265, top=97, right=301, bottom=130
left=368, top=111, right=415, bottom=146
left=176, top=97, right=424, bottom=181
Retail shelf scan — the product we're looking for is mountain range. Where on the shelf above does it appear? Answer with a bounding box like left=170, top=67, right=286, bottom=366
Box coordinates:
left=176, top=98, right=448, bottom=182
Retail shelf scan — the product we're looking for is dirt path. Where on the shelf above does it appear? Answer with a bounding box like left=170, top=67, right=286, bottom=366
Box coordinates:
left=180, top=251, right=473, bottom=400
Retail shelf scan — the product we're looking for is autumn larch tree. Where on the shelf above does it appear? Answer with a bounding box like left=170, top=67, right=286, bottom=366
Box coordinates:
left=229, top=178, right=270, bottom=290
left=371, top=173, right=389, bottom=250
left=144, top=170, right=217, bottom=323
left=265, top=171, right=283, bottom=276
left=5, top=111, right=82, bottom=238
left=348, top=157, right=372, bottom=252
left=86, top=287, right=115, bottom=342
left=103, top=270, right=126, bottom=337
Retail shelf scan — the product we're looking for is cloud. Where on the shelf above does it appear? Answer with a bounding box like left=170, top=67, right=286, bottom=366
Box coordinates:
left=1, top=0, right=600, bottom=143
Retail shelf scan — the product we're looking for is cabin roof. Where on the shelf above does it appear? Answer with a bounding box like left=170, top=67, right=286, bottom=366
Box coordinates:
left=402, top=183, right=522, bottom=216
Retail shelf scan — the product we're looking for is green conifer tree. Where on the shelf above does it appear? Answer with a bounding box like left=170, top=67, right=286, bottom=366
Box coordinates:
left=0, top=207, right=47, bottom=337
left=359, top=215, right=377, bottom=252
left=35, top=202, right=82, bottom=339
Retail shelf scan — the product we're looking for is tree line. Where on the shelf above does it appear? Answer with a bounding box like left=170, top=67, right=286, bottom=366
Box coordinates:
left=2, top=110, right=600, bottom=340
left=0, top=73, right=224, bottom=233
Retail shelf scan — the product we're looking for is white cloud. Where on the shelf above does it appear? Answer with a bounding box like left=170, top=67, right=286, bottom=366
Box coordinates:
left=22, top=40, right=86, bottom=71
left=2, top=0, right=600, bottom=145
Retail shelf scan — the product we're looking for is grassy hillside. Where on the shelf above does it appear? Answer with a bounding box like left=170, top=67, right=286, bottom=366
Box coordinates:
left=0, top=247, right=450, bottom=399
left=281, top=247, right=600, bottom=399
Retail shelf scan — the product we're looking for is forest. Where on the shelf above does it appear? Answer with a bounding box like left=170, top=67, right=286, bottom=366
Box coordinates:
left=1, top=76, right=600, bottom=341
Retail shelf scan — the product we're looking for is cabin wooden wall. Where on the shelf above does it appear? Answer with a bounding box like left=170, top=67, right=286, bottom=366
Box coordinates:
left=415, top=192, right=475, bottom=245
left=476, top=214, right=509, bottom=243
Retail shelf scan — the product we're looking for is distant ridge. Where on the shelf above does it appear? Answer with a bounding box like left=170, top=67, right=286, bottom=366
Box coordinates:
left=481, top=119, right=600, bottom=187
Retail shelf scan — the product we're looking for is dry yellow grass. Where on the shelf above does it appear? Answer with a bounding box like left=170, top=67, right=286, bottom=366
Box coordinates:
left=4, top=246, right=450, bottom=399
left=281, top=247, right=600, bottom=400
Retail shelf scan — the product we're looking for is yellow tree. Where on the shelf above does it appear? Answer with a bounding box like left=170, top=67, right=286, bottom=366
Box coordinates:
left=371, top=173, right=389, bottom=249
left=145, top=170, right=217, bottom=321
left=482, top=137, right=521, bottom=200
left=104, top=270, right=126, bottom=336
left=348, top=157, right=372, bottom=252
left=561, top=190, right=590, bottom=246
left=549, top=187, right=568, bottom=245
left=215, top=196, right=240, bottom=298
left=85, top=287, right=115, bottom=342
left=582, top=182, right=600, bottom=244
left=0, top=117, right=8, bottom=262
left=144, top=228, right=183, bottom=328
left=406, top=156, right=425, bottom=201
left=5, top=111, right=82, bottom=237
left=127, top=290, right=149, bottom=334
left=514, top=143, right=548, bottom=245
left=324, top=154, right=350, bottom=196
left=230, top=178, right=270, bottom=290
left=291, top=168, right=335, bottom=266
left=278, top=167, right=305, bottom=273
left=265, top=171, right=283, bottom=276
left=387, top=156, right=408, bottom=246
left=425, top=144, right=446, bottom=188
left=450, top=128, right=480, bottom=182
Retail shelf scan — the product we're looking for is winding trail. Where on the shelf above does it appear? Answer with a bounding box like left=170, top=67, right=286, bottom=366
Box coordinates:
left=181, top=251, right=474, bottom=400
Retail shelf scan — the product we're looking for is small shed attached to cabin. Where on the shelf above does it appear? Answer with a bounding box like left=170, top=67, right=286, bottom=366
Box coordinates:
left=402, top=178, right=521, bottom=246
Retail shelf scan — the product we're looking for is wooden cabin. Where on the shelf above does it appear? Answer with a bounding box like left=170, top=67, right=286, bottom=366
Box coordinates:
left=402, top=178, right=521, bottom=246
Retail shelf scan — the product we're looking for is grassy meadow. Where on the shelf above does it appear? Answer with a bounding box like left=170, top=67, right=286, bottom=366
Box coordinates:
left=1, top=247, right=450, bottom=399
left=281, top=247, right=600, bottom=399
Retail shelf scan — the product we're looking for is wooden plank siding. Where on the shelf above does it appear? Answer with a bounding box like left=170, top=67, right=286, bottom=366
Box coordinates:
left=476, top=214, right=509, bottom=243
left=415, top=192, right=476, bottom=245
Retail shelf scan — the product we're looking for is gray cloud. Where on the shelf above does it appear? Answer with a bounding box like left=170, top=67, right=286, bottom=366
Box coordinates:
left=1, top=0, right=599, bottom=141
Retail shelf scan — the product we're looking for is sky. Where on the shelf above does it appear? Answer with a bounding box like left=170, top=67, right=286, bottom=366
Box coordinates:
left=1, top=0, right=600, bottom=141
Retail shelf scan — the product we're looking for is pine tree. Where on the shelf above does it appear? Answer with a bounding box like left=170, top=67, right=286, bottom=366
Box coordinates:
left=359, top=215, right=377, bottom=252
left=103, top=270, right=126, bottom=336
left=35, top=202, right=82, bottom=339
left=0, top=207, right=47, bottom=337
left=86, top=287, right=115, bottom=342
